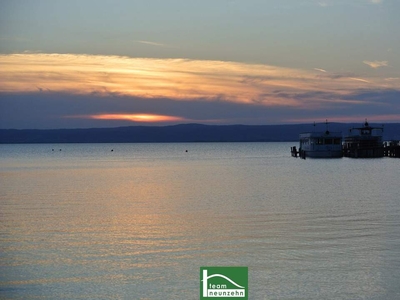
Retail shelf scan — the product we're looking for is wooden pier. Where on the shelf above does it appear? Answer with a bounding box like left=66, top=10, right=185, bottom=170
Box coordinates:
left=291, top=146, right=306, bottom=159
left=291, top=146, right=298, bottom=157
left=384, top=141, right=400, bottom=158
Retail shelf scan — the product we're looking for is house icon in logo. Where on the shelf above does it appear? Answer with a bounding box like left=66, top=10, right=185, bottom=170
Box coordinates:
left=200, top=267, right=248, bottom=299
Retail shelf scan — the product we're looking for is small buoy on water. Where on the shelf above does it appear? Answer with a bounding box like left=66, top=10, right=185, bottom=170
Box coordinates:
left=111, top=149, right=114, bottom=152
left=185, top=150, right=188, bottom=152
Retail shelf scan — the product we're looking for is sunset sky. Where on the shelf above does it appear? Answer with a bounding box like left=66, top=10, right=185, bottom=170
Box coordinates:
left=1, top=0, right=399, bottom=128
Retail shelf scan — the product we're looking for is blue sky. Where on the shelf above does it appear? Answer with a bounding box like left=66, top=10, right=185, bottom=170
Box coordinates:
left=0, top=0, right=399, bottom=128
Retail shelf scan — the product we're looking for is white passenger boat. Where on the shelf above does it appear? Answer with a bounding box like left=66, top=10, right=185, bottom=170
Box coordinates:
left=298, top=131, right=343, bottom=158
left=291, top=122, right=343, bottom=158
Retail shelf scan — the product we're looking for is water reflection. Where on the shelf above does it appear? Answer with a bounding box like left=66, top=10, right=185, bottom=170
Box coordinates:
left=1, top=143, right=399, bottom=299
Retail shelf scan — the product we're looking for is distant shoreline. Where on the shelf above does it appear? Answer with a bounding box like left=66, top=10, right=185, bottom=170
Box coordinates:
left=1, top=123, right=399, bottom=144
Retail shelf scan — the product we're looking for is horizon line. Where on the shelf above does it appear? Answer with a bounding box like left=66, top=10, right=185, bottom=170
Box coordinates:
left=2, top=121, right=400, bottom=131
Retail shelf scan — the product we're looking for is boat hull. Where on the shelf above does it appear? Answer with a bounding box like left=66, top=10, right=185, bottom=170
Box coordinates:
left=304, top=150, right=343, bottom=158
left=343, top=147, right=384, bottom=158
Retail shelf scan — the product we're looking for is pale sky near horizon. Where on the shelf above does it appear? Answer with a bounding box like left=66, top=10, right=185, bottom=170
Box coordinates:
left=0, top=0, right=399, bottom=128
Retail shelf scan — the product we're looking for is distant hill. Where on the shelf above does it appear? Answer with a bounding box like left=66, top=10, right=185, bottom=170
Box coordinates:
left=1, top=123, right=399, bottom=143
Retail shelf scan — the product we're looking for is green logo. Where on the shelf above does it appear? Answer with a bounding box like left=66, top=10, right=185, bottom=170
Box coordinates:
left=200, top=267, right=248, bottom=299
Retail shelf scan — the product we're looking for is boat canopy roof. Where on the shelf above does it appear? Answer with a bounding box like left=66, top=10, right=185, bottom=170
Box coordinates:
left=300, top=131, right=342, bottom=138
left=348, top=121, right=383, bottom=136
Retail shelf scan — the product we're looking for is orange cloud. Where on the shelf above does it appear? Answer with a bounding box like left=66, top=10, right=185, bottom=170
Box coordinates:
left=0, top=53, right=398, bottom=110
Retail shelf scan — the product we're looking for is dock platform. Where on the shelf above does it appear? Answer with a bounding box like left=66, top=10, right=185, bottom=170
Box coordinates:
left=384, top=141, right=400, bottom=158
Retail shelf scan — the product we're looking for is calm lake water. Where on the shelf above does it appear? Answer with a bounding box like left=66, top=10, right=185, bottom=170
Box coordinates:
left=1, top=143, right=399, bottom=299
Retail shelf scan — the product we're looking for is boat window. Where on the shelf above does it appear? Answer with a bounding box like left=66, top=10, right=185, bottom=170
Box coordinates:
left=361, top=130, right=370, bottom=135
left=316, top=138, right=323, bottom=145
left=334, top=138, right=341, bottom=144
left=325, top=139, right=333, bottom=145
left=300, top=138, right=309, bottom=146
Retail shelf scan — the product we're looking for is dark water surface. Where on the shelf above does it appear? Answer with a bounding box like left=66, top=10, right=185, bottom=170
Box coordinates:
left=1, top=143, right=399, bottom=299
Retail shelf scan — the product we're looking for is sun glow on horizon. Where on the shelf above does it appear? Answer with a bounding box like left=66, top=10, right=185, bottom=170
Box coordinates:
left=86, top=113, right=184, bottom=123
